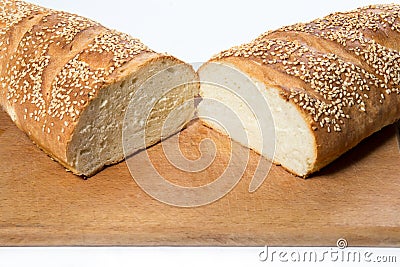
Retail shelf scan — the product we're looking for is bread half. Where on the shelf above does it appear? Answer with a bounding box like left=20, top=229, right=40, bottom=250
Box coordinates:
left=198, top=4, right=400, bottom=177
left=0, top=0, right=198, bottom=177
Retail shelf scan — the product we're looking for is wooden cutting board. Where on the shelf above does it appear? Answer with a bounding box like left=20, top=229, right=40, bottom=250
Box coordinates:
left=0, top=109, right=399, bottom=246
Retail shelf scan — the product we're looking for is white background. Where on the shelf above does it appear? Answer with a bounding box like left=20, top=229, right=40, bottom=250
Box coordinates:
left=4, top=0, right=400, bottom=266
left=30, top=0, right=395, bottom=63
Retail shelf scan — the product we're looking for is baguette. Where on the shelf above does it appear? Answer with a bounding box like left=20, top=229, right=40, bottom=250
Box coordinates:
left=0, top=0, right=198, bottom=177
left=198, top=4, right=400, bottom=177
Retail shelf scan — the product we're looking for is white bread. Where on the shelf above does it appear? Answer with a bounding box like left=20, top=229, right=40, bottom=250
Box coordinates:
left=198, top=4, right=400, bottom=177
left=0, top=0, right=198, bottom=176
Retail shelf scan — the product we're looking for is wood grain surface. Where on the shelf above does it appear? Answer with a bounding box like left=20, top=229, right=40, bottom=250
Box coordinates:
left=0, top=109, right=399, bottom=246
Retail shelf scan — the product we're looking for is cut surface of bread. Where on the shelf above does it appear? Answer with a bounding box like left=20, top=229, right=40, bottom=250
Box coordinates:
left=198, top=62, right=315, bottom=177
left=69, top=57, right=197, bottom=177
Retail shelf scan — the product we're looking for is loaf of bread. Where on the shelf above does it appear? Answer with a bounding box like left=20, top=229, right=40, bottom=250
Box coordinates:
left=198, top=4, right=400, bottom=177
left=0, top=0, right=198, bottom=177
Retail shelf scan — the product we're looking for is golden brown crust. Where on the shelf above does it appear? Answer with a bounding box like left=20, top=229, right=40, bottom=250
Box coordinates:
left=211, top=4, right=400, bottom=176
